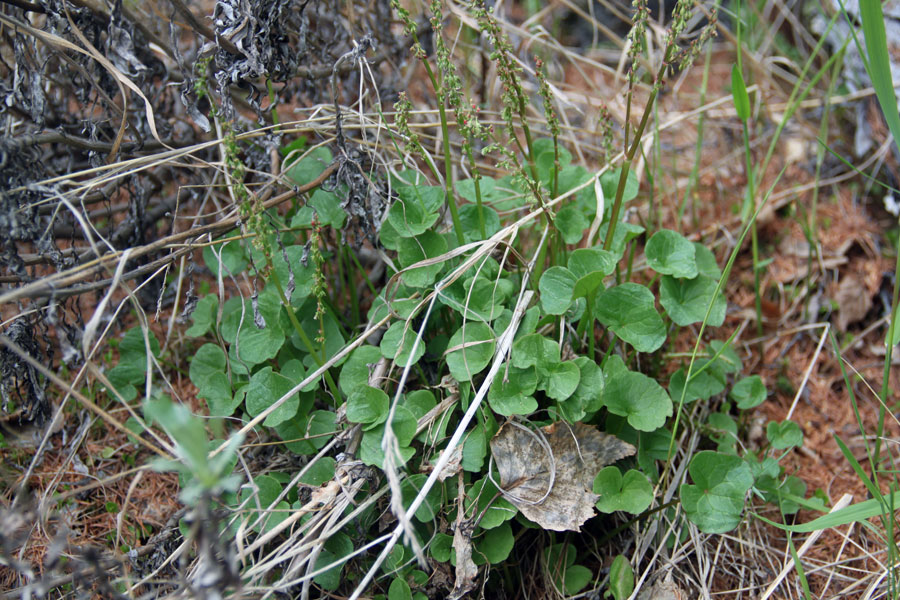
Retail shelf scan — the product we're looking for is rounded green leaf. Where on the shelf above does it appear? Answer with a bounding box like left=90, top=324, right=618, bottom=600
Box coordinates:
left=200, top=373, right=239, bottom=417
left=604, top=369, right=673, bottom=431
left=466, top=476, right=517, bottom=528
left=347, top=385, right=389, bottom=426
left=568, top=248, right=616, bottom=299
left=285, top=146, right=332, bottom=186
left=275, top=409, right=336, bottom=455
left=538, top=267, right=576, bottom=315
left=599, top=167, right=639, bottom=203
left=189, top=343, right=226, bottom=384
left=446, top=322, right=495, bottom=382
left=459, top=204, right=501, bottom=243
left=694, top=243, right=722, bottom=279
left=203, top=235, right=247, bottom=277
left=555, top=204, right=588, bottom=245
left=541, top=360, right=581, bottom=401
left=359, top=425, right=415, bottom=468
left=245, top=367, right=299, bottom=427
left=476, top=521, right=514, bottom=564
left=339, top=345, right=384, bottom=397
left=489, top=366, right=538, bottom=416
left=571, top=356, right=604, bottom=412
left=387, top=405, right=418, bottom=447
left=730, top=375, right=767, bottom=409
left=237, top=322, right=285, bottom=365
left=511, top=333, right=560, bottom=370
left=766, top=419, right=803, bottom=449
left=595, top=283, right=666, bottom=353
left=430, top=532, right=453, bottom=562
left=401, top=473, right=444, bottom=522
left=298, top=456, right=336, bottom=486
left=269, top=243, right=316, bottom=306
left=388, top=186, right=440, bottom=237
left=668, top=367, right=726, bottom=404
left=185, top=294, right=218, bottom=337
left=312, top=531, right=353, bottom=591
left=562, top=565, right=592, bottom=595
left=397, top=230, right=448, bottom=288
left=680, top=451, right=753, bottom=533
left=608, top=555, right=634, bottom=600
left=240, top=475, right=289, bottom=533
left=380, top=321, right=426, bottom=367
left=290, top=188, right=345, bottom=229
left=707, top=412, right=739, bottom=452
left=403, top=389, right=436, bottom=420
left=659, top=274, right=726, bottom=327
left=388, top=577, right=412, bottom=600
left=645, top=229, right=698, bottom=279
left=456, top=176, right=496, bottom=202
left=593, top=466, right=653, bottom=514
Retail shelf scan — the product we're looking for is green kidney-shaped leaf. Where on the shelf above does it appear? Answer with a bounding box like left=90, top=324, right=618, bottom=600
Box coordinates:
left=275, top=409, right=335, bottom=455
left=476, top=521, right=515, bottom=564
left=189, top=344, right=237, bottom=416
left=694, top=243, right=722, bottom=279
left=540, top=360, right=581, bottom=401
left=539, top=267, right=576, bottom=315
left=730, top=375, right=767, bottom=409
left=185, top=294, right=218, bottom=337
left=766, top=420, right=803, bottom=449
left=397, top=230, right=448, bottom=288
left=245, top=367, right=299, bottom=427
left=388, top=186, right=441, bottom=237
left=203, top=235, right=247, bottom=277
left=604, top=369, right=673, bottom=431
left=668, top=367, right=726, bottom=404
left=339, top=345, right=383, bottom=398
left=595, top=284, right=666, bottom=353
left=189, top=343, right=226, bottom=384
left=459, top=204, right=501, bottom=243
left=347, top=385, right=389, bottom=426
left=446, top=323, right=495, bottom=382
left=359, top=425, right=415, bottom=469
left=680, top=451, right=753, bottom=533
left=240, top=474, right=289, bottom=533
left=290, top=188, right=345, bottom=229
left=466, top=476, right=517, bottom=528
left=512, top=333, right=561, bottom=370
left=568, top=248, right=616, bottom=299
left=599, top=168, right=639, bottom=203
left=659, top=275, right=726, bottom=327
left=608, top=554, right=635, bottom=600
left=299, top=456, right=336, bottom=486
left=456, top=176, right=496, bottom=202
left=388, top=577, right=412, bottom=600
left=489, top=366, right=538, bottom=416
left=593, top=466, right=653, bottom=514
left=381, top=321, right=426, bottom=367
left=645, top=229, right=698, bottom=278
left=312, top=531, right=353, bottom=591
left=285, top=146, right=332, bottom=187
left=555, top=204, right=588, bottom=245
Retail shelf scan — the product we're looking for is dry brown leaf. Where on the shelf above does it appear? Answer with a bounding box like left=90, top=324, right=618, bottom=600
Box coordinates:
left=489, top=421, right=635, bottom=532
left=448, top=520, right=478, bottom=600
left=637, top=573, right=687, bottom=600
left=835, top=273, right=872, bottom=331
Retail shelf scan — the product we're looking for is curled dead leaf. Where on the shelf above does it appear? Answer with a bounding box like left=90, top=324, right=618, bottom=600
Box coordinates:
left=448, top=519, right=478, bottom=600
left=489, top=421, right=635, bottom=532
left=835, top=273, right=872, bottom=331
